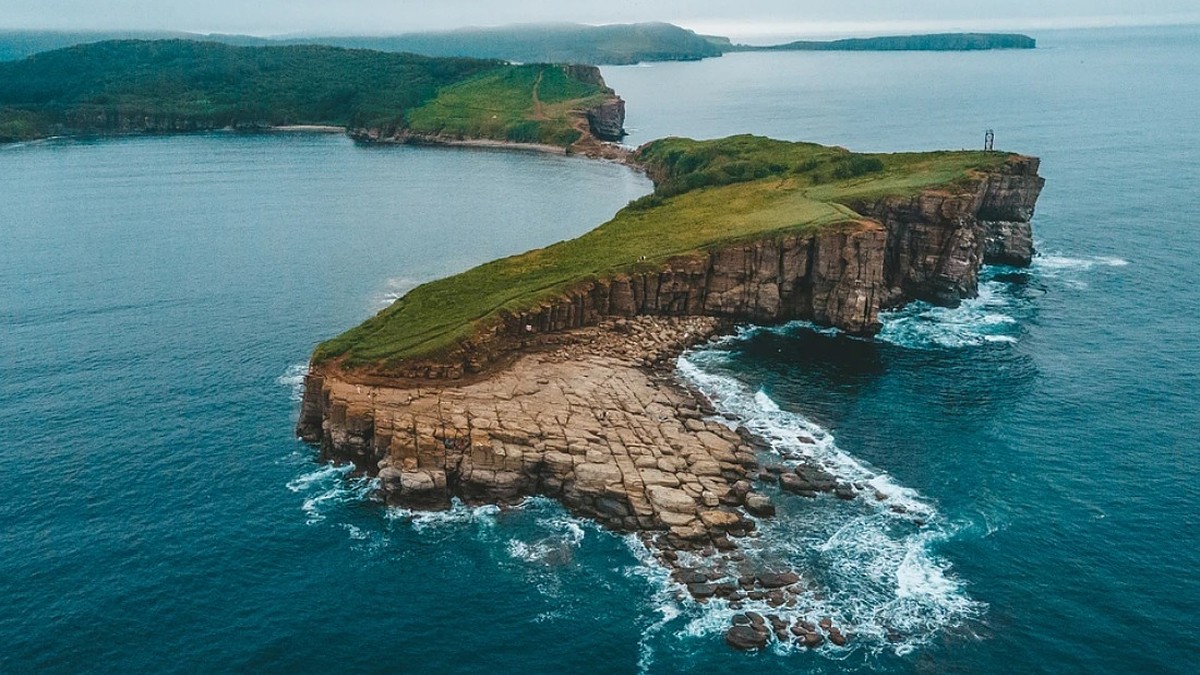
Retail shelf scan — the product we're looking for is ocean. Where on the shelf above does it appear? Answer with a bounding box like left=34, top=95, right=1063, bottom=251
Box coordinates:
left=2, top=25, right=1197, bottom=673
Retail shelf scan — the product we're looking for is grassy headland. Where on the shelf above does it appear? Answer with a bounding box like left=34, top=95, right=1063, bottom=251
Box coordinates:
left=404, top=64, right=611, bottom=147
left=315, top=135, right=1011, bottom=369
left=0, top=24, right=724, bottom=66
left=0, top=40, right=614, bottom=146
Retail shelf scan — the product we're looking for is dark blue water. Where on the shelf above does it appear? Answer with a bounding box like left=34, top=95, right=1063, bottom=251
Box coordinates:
left=2, top=26, right=1198, bottom=673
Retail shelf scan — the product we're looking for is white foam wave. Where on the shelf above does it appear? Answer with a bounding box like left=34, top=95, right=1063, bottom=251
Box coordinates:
left=1034, top=253, right=1129, bottom=272
left=620, top=534, right=685, bottom=674
left=1031, top=253, right=1129, bottom=289
left=506, top=516, right=587, bottom=565
left=287, top=462, right=377, bottom=525
left=673, top=354, right=982, bottom=655
left=386, top=498, right=501, bottom=532
left=877, top=281, right=1019, bottom=351
left=276, top=363, right=309, bottom=402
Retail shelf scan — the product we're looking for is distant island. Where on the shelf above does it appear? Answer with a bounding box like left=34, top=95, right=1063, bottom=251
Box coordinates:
left=0, top=24, right=1036, bottom=66
left=0, top=40, right=626, bottom=150
left=739, top=32, right=1037, bottom=52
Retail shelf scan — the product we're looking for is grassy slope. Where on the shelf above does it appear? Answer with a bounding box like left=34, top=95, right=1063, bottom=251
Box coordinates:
left=405, top=64, right=610, bottom=146
left=0, top=41, right=611, bottom=147
left=316, top=135, right=1010, bottom=369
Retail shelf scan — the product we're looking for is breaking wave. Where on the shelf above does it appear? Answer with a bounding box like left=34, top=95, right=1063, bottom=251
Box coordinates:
left=877, top=280, right=1021, bottom=350
left=286, top=461, right=377, bottom=526
left=1031, top=253, right=1129, bottom=289
left=385, top=498, right=502, bottom=533
left=375, top=276, right=423, bottom=308
left=673, top=353, right=983, bottom=657
left=506, top=515, right=587, bottom=566
left=277, top=363, right=309, bottom=402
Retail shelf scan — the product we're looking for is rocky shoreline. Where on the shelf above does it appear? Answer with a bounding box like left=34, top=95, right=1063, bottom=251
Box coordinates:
left=301, top=314, right=870, bottom=649
left=297, top=151, right=1043, bottom=651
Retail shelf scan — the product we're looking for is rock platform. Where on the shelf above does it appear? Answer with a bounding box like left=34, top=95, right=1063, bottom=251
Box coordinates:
left=301, top=315, right=862, bottom=650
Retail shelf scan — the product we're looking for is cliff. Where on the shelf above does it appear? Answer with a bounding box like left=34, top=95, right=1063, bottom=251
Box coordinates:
left=306, top=147, right=1042, bottom=380
left=299, top=142, right=1042, bottom=502
left=296, top=135, right=1043, bottom=650
left=300, top=151, right=1042, bottom=498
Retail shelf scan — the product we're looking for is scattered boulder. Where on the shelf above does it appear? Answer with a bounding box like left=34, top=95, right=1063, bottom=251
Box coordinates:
left=724, top=625, right=768, bottom=651
left=744, top=493, right=776, bottom=517
left=780, top=473, right=818, bottom=497
left=757, top=571, right=800, bottom=588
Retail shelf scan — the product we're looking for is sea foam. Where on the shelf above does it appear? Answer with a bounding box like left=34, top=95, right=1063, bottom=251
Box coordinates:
left=877, top=280, right=1021, bottom=350
left=673, top=352, right=983, bottom=656
left=277, top=363, right=309, bottom=402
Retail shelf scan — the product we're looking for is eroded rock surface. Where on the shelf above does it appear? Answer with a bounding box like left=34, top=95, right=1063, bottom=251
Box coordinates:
left=302, top=317, right=757, bottom=543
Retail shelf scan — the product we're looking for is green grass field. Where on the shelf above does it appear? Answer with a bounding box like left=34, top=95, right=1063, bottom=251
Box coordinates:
left=405, top=64, right=610, bottom=146
left=315, top=135, right=1012, bottom=369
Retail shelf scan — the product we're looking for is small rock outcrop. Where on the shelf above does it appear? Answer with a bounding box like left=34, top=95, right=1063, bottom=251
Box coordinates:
left=586, top=97, right=626, bottom=141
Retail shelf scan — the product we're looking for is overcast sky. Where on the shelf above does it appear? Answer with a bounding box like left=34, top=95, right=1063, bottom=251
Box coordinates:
left=5, top=0, right=1199, bottom=40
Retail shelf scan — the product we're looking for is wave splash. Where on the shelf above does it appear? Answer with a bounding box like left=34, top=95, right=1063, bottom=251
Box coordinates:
left=277, top=363, right=309, bottom=402
left=286, top=461, right=377, bottom=526
left=877, top=253, right=1128, bottom=350
left=1031, top=253, right=1129, bottom=289
left=877, top=280, right=1020, bottom=350
left=674, top=352, right=983, bottom=657
left=375, top=276, right=423, bottom=308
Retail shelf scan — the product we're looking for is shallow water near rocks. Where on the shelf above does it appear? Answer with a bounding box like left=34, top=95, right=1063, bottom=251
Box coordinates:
left=3, top=26, right=1199, bottom=674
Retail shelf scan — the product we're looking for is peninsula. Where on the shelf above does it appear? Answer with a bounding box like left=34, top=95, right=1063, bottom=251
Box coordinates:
left=736, top=32, right=1037, bottom=52
left=299, top=135, right=1044, bottom=648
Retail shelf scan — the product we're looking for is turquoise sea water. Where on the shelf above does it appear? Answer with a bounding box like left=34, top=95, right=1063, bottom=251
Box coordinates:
left=2, top=26, right=1198, bottom=673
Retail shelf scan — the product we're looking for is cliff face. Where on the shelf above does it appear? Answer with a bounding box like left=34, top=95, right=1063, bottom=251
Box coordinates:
left=298, top=153, right=1042, bottom=496
left=499, top=157, right=1042, bottom=339
left=585, top=97, right=626, bottom=141
left=312, top=156, right=1043, bottom=382
left=54, top=110, right=260, bottom=135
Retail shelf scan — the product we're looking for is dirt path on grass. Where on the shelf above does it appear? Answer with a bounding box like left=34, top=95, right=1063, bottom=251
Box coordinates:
left=531, top=69, right=548, bottom=120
